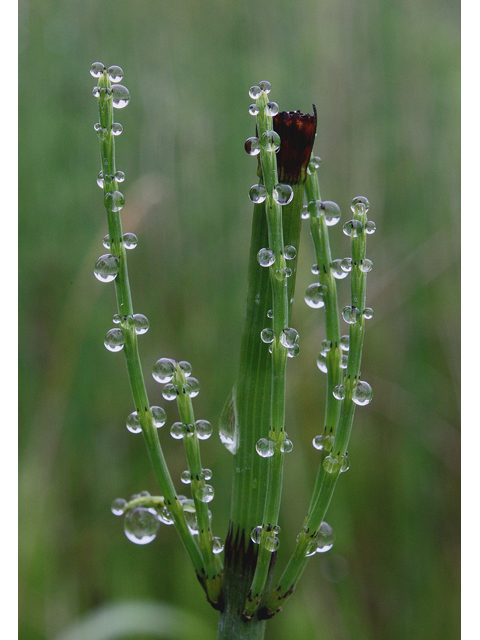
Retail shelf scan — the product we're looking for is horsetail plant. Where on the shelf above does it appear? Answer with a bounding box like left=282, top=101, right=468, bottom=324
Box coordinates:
left=90, top=64, right=375, bottom=639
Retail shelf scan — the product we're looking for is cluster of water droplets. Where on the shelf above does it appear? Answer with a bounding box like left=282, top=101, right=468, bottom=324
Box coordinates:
left=103, top=313, right=150, bottom=352
left=91, top=62, right=130, bottom=109
left=125, top=405, right=166, bottom=434
left=255, top=432, right=293, bottom=458
left=300, top=522, right=335, bottom=556
left=251, top=524, right=281, bottom=552
left=342, top=196, right=376, bottom=238
left=151, top=358, right=199, bottom=402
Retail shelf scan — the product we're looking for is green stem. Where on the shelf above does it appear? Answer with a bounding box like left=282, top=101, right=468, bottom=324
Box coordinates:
left=95, top=69, right=206, bottom=589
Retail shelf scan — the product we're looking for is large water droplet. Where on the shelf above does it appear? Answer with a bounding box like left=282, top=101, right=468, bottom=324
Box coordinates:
left=111, top=84, right=130, bottom=108
left=333, top=385, right=345, bottom=400
left=273, top=183, right=293, bottom=205
left=248, top=103, right=260, bottom=116
left=184, top=377, right=200, bottom=398
left=180, top=470, right=191, bottom=484
left=212, top=537, right=224, bottom=554
left=126, top=411, right=142, bottom=434
left=323, top=455, right=340, bottom=474
left=280, top=328, right=299, bottom=348
left=284, top=245, right=297, bottom=261
left=343, top=220, right=363, bottom=237
left=342, top=306, right=361, bottom=324
left=258, top=80, right=272, bottom=93
left=265, top=101, right=279, bottom=116
left=305, top=283, right=326, bottom=309
left=112, top=122, right=123, bottom=136
left=90, top=62, right=105, bottom=78
left=196, top=484, right=214, bottom=503
left=152, top=358, right=176, bottom=383
left=363, top=307, right=374, bottom=320
left=316, top=353, right=328, bottom=373
left=111, top=497, right=127, bottom=516
left=331, top=259, right=348, bottom=279
left=245, top=136, right=261, bottom=155
left=104, top=328, right=124, bottom=352
left=359, top=259, right=373, bottom=273
left=219, top=389, right=238, bottom=454
left=260, top=130, right=280, bottom=153
left=256, top=438, right=275, bottom=458
left=195, top=419, right=212, bottom=440
left=133, top=313, right=149, bottom=335
left=287, top=343, right=300, bottom=358
left=162, top=384, right=179, bottom=401
left=249, top=85, right=262, bottom=100
left=340, top=335, right=350, bottom=351
left=170, top=422, right=186, bottom=439
left=249, top=184, right=267, bottom=204
left=151, top=406, right=166, bottom=428
left=179, top=361, right=192, bottom=377
left=124, top=507, right=159, bottom=545
left=107, top=65, right=124, bottom=83
left=158, top=507, right=174, bottom=525
left=316, top=522, right=335, bottom=553
left=352, top=381, right=373, bottom=406
left=281, top=438, right=293, bottom=453
left=260, top=328, right=275, bottom=344
left=312, top=435, right=325, bottom=450
left=104, top=190, right=125, bottom=213
left=351, top=196, right=370, bottom=215
left=257, top=248, right=275, bottom=267
left=365, top=220, right=376, bottom=234
left=307, top=155, right=321, bottom=174
left=340, top=453, right=350, bottom=473
left=94, top=254, right=120, bottom=282
left=251, top=525, right=263, bottom=544
left=322, top=201, right=341, bottom=226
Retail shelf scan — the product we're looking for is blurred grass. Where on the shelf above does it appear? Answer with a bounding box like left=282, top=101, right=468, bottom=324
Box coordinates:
left=19, top=0, right=460, bottom=639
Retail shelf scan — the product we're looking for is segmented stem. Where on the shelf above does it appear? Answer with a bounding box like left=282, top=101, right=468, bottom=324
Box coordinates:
left=95, top=69, right=207, bottom=592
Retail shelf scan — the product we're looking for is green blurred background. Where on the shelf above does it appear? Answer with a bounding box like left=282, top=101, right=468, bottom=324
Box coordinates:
left=18, top=0, right=460, bottom=638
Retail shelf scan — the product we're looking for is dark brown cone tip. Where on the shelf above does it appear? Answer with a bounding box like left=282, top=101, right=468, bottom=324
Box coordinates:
left=273, top=106, right=317, bottom=185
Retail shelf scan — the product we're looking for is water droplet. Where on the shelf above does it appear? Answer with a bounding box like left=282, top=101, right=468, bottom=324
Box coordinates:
left=219, top=389, right=238, bottom=454
left=126, top=411, right=141, bottom=433
left=342, top=306, right=361, bottom=324
left=311, top=263, right=320, bottom=274
left=359, top=259, right=373, bottom=273
left=307, top=155, right=322, bottom=174
left=151, top=406, right=166, bottom=428
left=112, top=122, right=123, bottom=136
left=287, top=343, right=300, bottom=358
left=107, top=65, right=124, bottom=83
left=341, top=257, right=353, bottom=273
left=256, top=438, right=275, bottom=458
left=331, top=259, right=348, bottom=279
left=339, top=335, right=350, bottom=351
left=104, top=190, right=125, bottom=213
left=301, top=205, right=310, bottom=219
left=102, top=235, right=110, bottom=249
left=196, top=484, right=214, bottom=503
left=265, top=533, right=280, bottom=552
left=323, top=455, right=340, bottom=474
left=114, top=170, right=125, bottom=183
left=365, top=220, right=376, bottom=234
left=249, top=85, right=262, bottom=99
left=163, top=384, right=179, bottom=401
left=180, top=470, right=191, bottom=484
left=306, top=537, right=318, bottom=556
left=320, top=340, right=332, bottom=355
left=184, top=377, right=200, bottom=398
left=90, top=62, right=105, bottom=78
left=104, top=328, right=124, bottom=352
left=176, top=361, right=191, bottom=377
left=103, top=173, right=114, bottom=185
left=124, top=507, right=159, bottom=544
left=322, top=201, right=341, bottom=226
left=257, top=247, right=276, bottom=267
left=93, top=123, right=107, bottom=138
left=267, top=309, right=274, bottom=319
left=284, top=245, right=297, bottom=260
left=111, top=84, right=130, bottom=108
left=281, top=438, right=293, bottom=453
left=316, top=522, right=335, bottom=553
left=132, top=313, right=149, bottom=335
left=260, top=130, right=281, bottom=153
left=248, top=103, right=260, bottom=116
left=352, top=381, right=373, bottom=406
left=251, top=525, right=263, bottom=544
left=112, top=313, right=121, bottom=324
left=195, top=419, right=212, bottom=440
left=363, top=307, right=374, bottom=320
left=260, top=328, right=275, bottom=344
left=343, top=220, right=363, bottom=237
left=97, top=170, right=105, bottom=188
left=333, top=385, right=345, bottom=400
left=312, top=435, right=324, bottom=450
left=170, top=422, right=186, bottom=439
left=265, top=101, right=279, bottom=116
left=152, top=358, right=176, bottom=383
left=212, top=537, right=224, bottom=554
left=203, top=468, right=213, bottom=481
left=340, top=354, right=348, bottom=369
left=307, top=200, right=323, bottom=219
left=341, top=454, right=350, bottom=473
left=245, top=136, right=260, bottom=156
left=249, top=184, right=267, bottom=203
left=158, top=507, right=174, bottom=525
left=111, top=497, right=127, bottom=516
left=316, top=354, right=328, bottom=373
left=351, top=196, right=370, bottom=215
left=280, top=327, right=299, bottom=348
left=305, top=283, right=326, bottom=309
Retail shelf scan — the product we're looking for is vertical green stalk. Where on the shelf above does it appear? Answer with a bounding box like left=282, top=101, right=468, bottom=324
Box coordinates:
left=93, top=66, right=209, bottom=597
left=218, top=82, right=316, bottom=637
